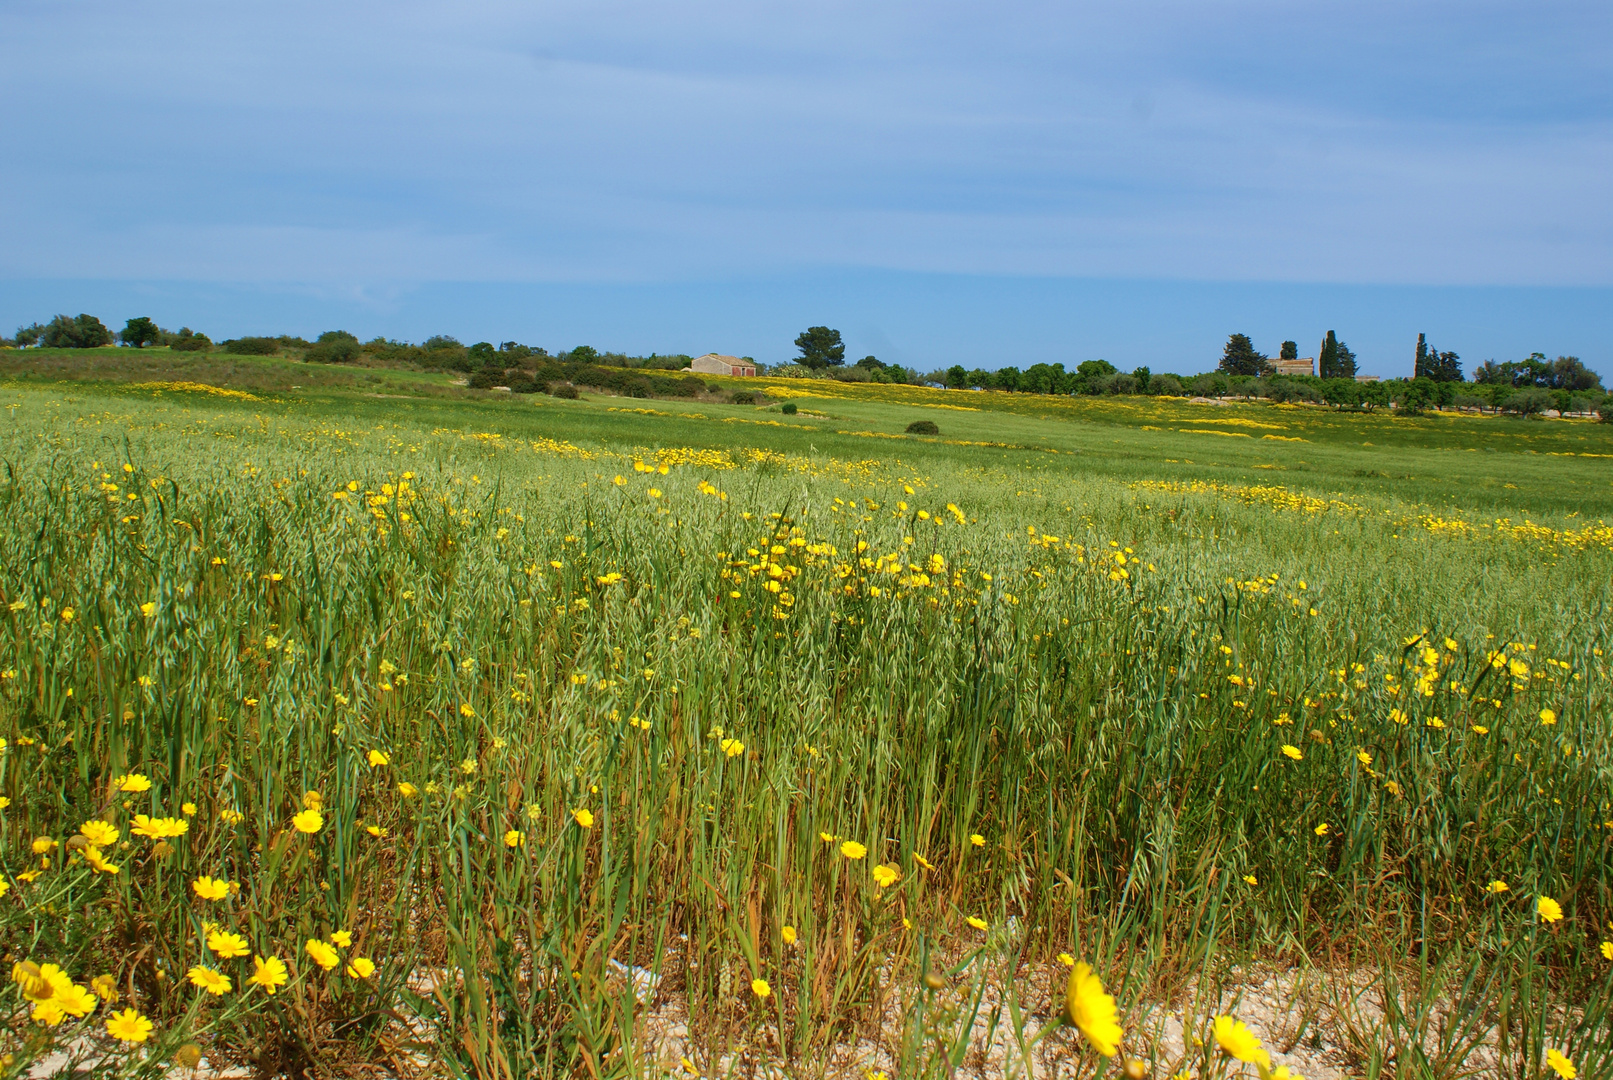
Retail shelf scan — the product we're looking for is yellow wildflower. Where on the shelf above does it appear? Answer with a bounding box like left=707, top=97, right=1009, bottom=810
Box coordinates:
left=305, top=940, right=340, bottom=970
left=106, top=1008, right=153, bottom=1043
left=207, top=931, right=250, bottom=959
left=1213, top=1016, right=1265, bottom=1064
left=192, top=876, right=231, bottom=901
left=79, top=820, right=118, bottom=847
left=1545, top=1048, right=1576, bottom=1079
left=1063, top=962, right=1122, bottom=1057
left=248, top=955, right=289, bottom=995
left=187, top=966, right=231, bottom=995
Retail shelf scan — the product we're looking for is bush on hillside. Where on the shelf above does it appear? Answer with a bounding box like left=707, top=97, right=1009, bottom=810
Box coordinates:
left=905, top=420, right=939, bottom=435
left=551, top=383, right=580, bottom=399
left=168, top=328, right=212, bottom=352
left=220, top=336, right=277, bottom=355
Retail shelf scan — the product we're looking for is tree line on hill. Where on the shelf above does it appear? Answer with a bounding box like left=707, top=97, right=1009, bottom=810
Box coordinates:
left=3, top=314, right=1607, bottom=419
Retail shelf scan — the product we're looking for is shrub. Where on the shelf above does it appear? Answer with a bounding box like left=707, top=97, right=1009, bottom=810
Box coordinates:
left=423, top=335, right=462, bottom=351
left=467, top=371, right=500, bottom=390
left=506, top=374, right=539, bottom=394
left=305, top=339, right=359, bottom=364
left=781, top=403, right=798, bottom=415
left=220, top=336, right=277, bottom=356
left=1147, top=374, right=1184, bottom=396
left=905, top=420, right=940, bottom=435
left=168, top=328, right=212, bottom=352
left=730, top=392, right=756, bottom=405
left=551, top=383, right=580, bottom=399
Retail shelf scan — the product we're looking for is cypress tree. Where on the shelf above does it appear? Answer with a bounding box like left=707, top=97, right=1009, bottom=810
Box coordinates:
left=1319, top=331, right=1339, bottom=378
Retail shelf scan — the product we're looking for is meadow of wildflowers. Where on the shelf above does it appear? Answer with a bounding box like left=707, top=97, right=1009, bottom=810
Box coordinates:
left=0, top=380, right=1609, bottom=1079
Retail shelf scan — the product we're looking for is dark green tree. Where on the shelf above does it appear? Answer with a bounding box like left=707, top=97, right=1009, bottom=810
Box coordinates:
left=1218, top=333, right=1270, bottom=376
left=1132, top=366, right=1152, bottom=392
left=14, top=323, right=45, bottom=347
left=794, top=326, right=845, bottom=369
left=40, top=314, right=113, bottom=348
left=120, top=317, right=161, bottom=348
left=1280, top=341, right=1298, bottom=360
left=1318, top=331, right=1339, bottom=378
left=1415, top=334, right=1462, bottom=382
left=1335, top=341, right=1358, bottom=378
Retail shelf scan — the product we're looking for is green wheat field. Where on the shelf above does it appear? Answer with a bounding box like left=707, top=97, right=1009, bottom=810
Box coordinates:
left=1, top=352, right=1610, bottom=1080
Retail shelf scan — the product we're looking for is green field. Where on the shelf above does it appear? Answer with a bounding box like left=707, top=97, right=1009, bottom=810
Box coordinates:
left=1, top=352, right=1610, bottom=1079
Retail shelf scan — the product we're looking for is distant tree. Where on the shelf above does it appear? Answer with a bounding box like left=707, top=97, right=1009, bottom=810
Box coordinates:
left=14, top=322, right=45, bottom=347
left=994, top=366, right=1022, bottom=392
left=1472, top=353, right=1600, bottom=391
left=1077, top=359, right=1117, bottom=379
left=1148, top=373, right=1184, bottom=396
left=423, top=335, right=462, bottom=351
left=120, top=316, right=162, bottom=348
left=1318, top=331, right=1339, bottom=378
left=855, top=355, right=882, bottom=370
left=794, top=326, right=845, bottom=369
left=945, top=365, right=969, bottom=389
left=1550, top=355, right=1602, bottom=392
left=168, top=327, right=211, bottom=352
left=1413, top=334, right=1463, bottom=382
left=318, top=330, right=359, bottom=345
left=1132, top=366, right=1152, bottom=392
left=1280, top=341, right=1298, bottom=360
left=1219, top=333, right=1270, bottom=377
left=40, top=314, right=113, bottom=348
left=1503, top=387, right=1553, bottom=417
left=1333, top=339, right=1358, bottom=379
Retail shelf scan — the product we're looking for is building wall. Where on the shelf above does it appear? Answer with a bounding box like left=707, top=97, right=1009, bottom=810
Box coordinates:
left=690, top=354, right=755, bottom=377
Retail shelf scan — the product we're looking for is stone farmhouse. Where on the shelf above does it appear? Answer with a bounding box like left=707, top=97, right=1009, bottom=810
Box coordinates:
left=1271, top=356, right=1315, bottom=377
left=687, top=354, right=757, bottom=377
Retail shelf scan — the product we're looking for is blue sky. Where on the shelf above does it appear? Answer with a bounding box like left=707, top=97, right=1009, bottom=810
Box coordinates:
left=2, top=1, right=1609, bottom=377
